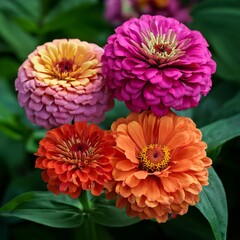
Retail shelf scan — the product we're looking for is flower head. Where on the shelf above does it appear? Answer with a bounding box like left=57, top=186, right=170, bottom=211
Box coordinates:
left=102, top=15, right=216, bottom=116
left=105, top=0, right=192, bottom=26
left=35, top=122, right=116, bottom=198
left=15, top=39, right=114, bottom=129
left=105, top=111, right=212, bottom=223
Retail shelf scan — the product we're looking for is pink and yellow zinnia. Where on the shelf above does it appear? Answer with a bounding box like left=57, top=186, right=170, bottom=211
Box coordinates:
left=105, top=111, right=212, bottom=223
left=15, top=39, right=113, bottom=129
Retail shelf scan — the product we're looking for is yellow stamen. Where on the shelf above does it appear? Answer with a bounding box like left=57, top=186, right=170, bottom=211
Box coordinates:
left=131, top=28, right=190, bottom=65
left=139, top=144, right=171, bottom=172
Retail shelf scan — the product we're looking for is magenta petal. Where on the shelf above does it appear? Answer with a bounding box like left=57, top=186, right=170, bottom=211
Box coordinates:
left=163, top=68, right=182, bottom=79
left=102, top=15, right=216, bottom=115
left=144, top=68, right=158, bottom=79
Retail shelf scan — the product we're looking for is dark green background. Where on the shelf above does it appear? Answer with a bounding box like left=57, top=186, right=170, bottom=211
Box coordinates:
left=0, top=0, right=239, bottom=239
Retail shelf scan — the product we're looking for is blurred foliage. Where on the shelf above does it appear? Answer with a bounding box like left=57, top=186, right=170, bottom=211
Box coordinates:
left=0, top=0, right=240, bottom=239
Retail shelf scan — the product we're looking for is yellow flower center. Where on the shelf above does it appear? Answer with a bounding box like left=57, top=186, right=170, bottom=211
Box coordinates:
left=30, top=40, right=100, bottom=88
left=132, top=29, right=190, bottom=65
left=139, top=144, right=171, bottom=172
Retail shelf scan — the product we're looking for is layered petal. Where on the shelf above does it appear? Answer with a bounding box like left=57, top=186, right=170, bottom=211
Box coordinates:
left=102, top=15, right=216, bottom=116
left=105, top=111, right=212, bottom=223
left=15, top=39, right=114, bottom=129
left=35, top=122, right=116, bottom=198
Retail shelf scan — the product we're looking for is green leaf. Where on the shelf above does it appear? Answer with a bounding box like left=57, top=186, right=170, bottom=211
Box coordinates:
left=196, top=167, right=228, bottom=240
left=91, top=196, right=141, bottom=227
left=0, top=191, right=84, bottom=228
left=201, top=114, right=240, bottom=152
left=43, top=0, right=97, bottom=32
left=191, top=0, right=240, bottom=82
left=0, top=0, right=41, bottom=33
left=191, top=81, right=239, bottom=127
left=211, top=91, right=240, bottom=120
left=0, top=13, right=37, bottom=59
left=0, top=79, right=23, bottom=139
left=0, top=58, right=19, bottom=80
left=26, top=129, right=47, bottom=153
left=0, top=0, right=40, bottom=19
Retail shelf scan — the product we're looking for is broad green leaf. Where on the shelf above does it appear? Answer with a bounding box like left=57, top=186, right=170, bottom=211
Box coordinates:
left=211, top=91, right=240, bottom=120
left=201, top=114, right=240, bottom=152
left=0, top=77, right=35, bottom=141
left=196, top=167, right=228, bottom=240
left=0, top=0, right=40, bottom=33
left=2, top=170, right=44, bottom=205
left=91, top=196, right=140, bottom=227
left=162, top=207, right=214, bottom=240
left=0, top=132, right=26, bottom=175
left=0, top=13, right=37, bottom=59
left=43, top=0, right=97, bottom=32
left=0, top=0, right=40, bottom=19
left=26, top=129, right=47, bottom=153
left=0, top=58, right=19, bottom=80
left=0, top=191, right=84, bottom=228
left=0, top=79, right=23, bottom=139
left=60, top=1, right=114, bottom=46
left=11, top=0, right=41, bottom=20
left=191, top=0, right=240, bottom=81
left=191, top=81, right=239, bottom=127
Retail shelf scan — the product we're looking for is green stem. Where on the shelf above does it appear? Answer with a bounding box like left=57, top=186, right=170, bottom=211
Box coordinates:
left=75, top=191, right=97, bottom=240
left=82, top=215, right=97, bottom=240
left=80, top=190, right=92, bottom=211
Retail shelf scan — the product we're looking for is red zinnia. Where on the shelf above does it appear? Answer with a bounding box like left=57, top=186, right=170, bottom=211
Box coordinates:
left=35, top=122, right=115, bottom=198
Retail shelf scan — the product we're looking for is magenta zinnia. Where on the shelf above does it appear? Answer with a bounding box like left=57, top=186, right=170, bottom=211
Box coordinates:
left=102, top=15, right=216, bottom=116
left=15, top=39, right=113, bottom=129
left=105, top=111, right=212, bottom=223
left=35, top=122, right=116, bottom=198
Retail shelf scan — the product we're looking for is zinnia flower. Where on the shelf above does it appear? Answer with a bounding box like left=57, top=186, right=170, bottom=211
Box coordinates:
left=105, top=111, right=212, bottom=223
left=15, top=39, right=113, bottom=129
left=105, top=0, right=192, bottom=26
left=102, top=15, right=216, bottom=116
left=35, top=122, right=115, bottom=198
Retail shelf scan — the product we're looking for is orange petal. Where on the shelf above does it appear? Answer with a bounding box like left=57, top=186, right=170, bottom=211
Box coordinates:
left=113, top=168, right=136, bottom=181
left=161, top=176, right=181, bottom=192
left=127, top=121, right=146, bottom=149
left=145, top=178, right=161, bottom=201
left=116, top=160, right=137, bottom=171
left=117, top=135, right=139, bottom=163
left=131, top=179, right=149, bottom=197
left=166, top=132, right=190, bottom=150
left=171, top=172, right=197, bottom=187
left=125, top=175, right=140, bottom=188
left=91, top=182, right=103, bottom=196
left=142, top=113, right=157, bottom=143
left=116, top=196, right=128, bottom=208
left=170, top=158, right=193, bottom=172
left=158, top=115, right=174, bottom=144
left=119, top=185, right=131, bottom=198
left=173, top=145, right=206, bottom=160
left=133, top=171, right=148, bottom=180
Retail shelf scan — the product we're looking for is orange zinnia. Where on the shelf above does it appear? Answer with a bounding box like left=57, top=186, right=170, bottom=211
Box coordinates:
left=105, top=111, right=212, bottom=223
left=35, top=122, right=115, bottom=198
